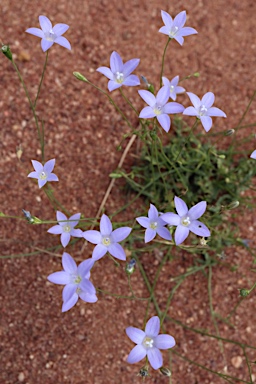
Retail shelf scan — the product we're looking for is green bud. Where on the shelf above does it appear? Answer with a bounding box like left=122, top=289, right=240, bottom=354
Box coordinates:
left=240, top=289, right=249, bottom=297
left=109, top=171, right=123, bottom=179
left=160, top=367, right=171, bottom=377
left=137, top=367, right=150, bottom=377
left=0, top=212, right=5, bottom=217
left=193, top=72, right=200, bottom=77
left=2, top=44, right=12, bottom=60
left=227, top=201, right=239, bottom=210
left=225, top=129, right=235, bottom=136
left=147, top=83, right=155, bottom=94
left=125, top=259, right=136, bottom=274
left=73, top=72, right=88, bottom=82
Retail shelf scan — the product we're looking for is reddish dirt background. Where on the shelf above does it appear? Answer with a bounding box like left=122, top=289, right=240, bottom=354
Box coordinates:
left=1, top=0, right=256, bottom=383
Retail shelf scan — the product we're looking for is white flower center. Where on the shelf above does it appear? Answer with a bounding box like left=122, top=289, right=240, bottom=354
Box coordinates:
left=199, top=104, right=208, bottom=116
left=181, top=216, right=191, bottom=227
left=142, top=336, right=154, bottom=349
left=153, top=104, right=163, bottom=115
left=63, top=224, right=71, bottom=233
left=169, top=26, right=179, bottom=38
left=44, top=29, right=57, bottom=41
left=170, top=85, right=175, bottom=93
left=74, top=275, right=82, bottom=284
left=115, top=71, right=124, bottom=84
left=150, top=221, right=158, bottom=230
left=39, top=171, right=47, bottom=180
left=102, top=236, right=111, bottom=246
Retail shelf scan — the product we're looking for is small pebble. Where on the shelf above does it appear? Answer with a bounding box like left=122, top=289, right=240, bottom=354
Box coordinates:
left=18, top=372, right=25, bottom=382
left=231, top=356, right=243, bottom=368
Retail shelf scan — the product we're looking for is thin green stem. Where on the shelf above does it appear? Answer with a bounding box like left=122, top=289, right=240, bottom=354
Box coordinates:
left=119, top=88, right=139, bottom=115
left=160, top=38, right=171, bottom=87
left=34, top=50, right=49, bottom=108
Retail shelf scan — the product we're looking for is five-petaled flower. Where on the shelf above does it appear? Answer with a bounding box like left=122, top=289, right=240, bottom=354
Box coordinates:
left=136, top=204, right=172, bottom=243
left=126, top=316, right=175, bottom=370
left=28, top=159, right=59, bottom=188
left=26, top=15, right=71, bottom=52
left=47, top=252, right=97, bottom=312
left=159, top=10, right=197, bottom=46
left=183, top=92, right=227, bottom=132
left=97, top=51, right=140, bottom=92
left=161, top=196, right=210, bottom=245
left=83, top=214, right=132, bottom=261
left=48, top=211, right=83, bottom=248
left=138, top=85, right=184, bottom=132
left=250, top=150, right=256, bottom=159
left=162, top=75, right=185, bottom=101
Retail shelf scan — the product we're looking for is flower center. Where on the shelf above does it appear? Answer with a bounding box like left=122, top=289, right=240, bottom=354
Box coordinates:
left=181, top=216, right=191, bottom=227
left=115, top=71, right=124, bottom=84
left=142, top=336, right=154, bottom=349
left=39, top=171, right=47, bottom=180
left=102, top=236, right=111, bottom=246
left=63, top=224, right=71, bottom=233
left=169, top=26, right=179, bottom=38
left=74, top=275, right=82, bottom=284
left=44, top=29, right=57, bottom=41
left=153, top=104, right=163, bottom=115
left=199, top=104, right=208, bottom=116
left=170, top=85, right=175, bottom=93
left=150, top=221, right=158, bottom=230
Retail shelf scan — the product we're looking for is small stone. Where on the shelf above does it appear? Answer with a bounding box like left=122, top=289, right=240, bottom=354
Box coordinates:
left=18, top=372, right=25, bottom=382
left=231, top=356, right=243, bottom=368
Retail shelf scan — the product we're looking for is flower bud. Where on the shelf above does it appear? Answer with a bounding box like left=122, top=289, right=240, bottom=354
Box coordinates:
left=1, top=44, right=12, bottom=60
left=193, top=72, right=200, bottom=77
left=125, top=258, right=136, bottom=274
left=137, top=367, right=150, bottom=377
left=239, top=289, right=249, bottom=297
left=227, top=201, right=239, bottom=210
left=22, top=209, right=42, bottom=224
left=224, top=129, right=235, bottom=136
left=73, top=72, right=88, bottom=82
left=160, top=367, right=171, bottom=377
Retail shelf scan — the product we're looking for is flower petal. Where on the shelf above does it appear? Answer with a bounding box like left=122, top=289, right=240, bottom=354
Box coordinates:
left=110, top=51, right=123, bottom=73
left=202, top=92, right=215, bottom=108
left=136, top=217, right=150, bottom=229
left=39, top=15, right=52, bottom=33
left=174, top=196, right=188, bottom=216
left=180, top=27, right=198, bottom=36
left=26, top=28, right=44, bottom=38
left=154, top=334, right=176, bottom=349
left=183, top=106, right=198, bottom=116
left=31, top=160, right=43, bottom=172
left=62, top=292, right=78, bottom=312
left=148, top=204, right=158, bottom=221
left=96, top=66, right=114, bottom=80
left=47, top=271, right=70, bottom=284
left=157, top=114, right=170, bottom=132
left=70, top=228, right=83, bottom=238
left=52, top=23, right=69, bottom=36
left=38, top=178, right=47, bottom=188
left=186, top=92, right=201, bottom=109
left=173, top=10, right=186, bottom=29
left=69, top=213, right=81, bottom=228
left=108, top=80, right=122, bottom=92
left=47, top=173, right=59, bottom=182
left=92, top=244, right=107, bottom=260
left=201, top=116, right=213, bottom=132
left=27, top=171, right=38, bottom=179
left=47, top=224, right=63, bottom=234
left=80, top=279, right=96, bottom=295
left=54, top=36, right=71, bottom=50
left=207, top=107, right=227, bottom=118
left=62, top=252, right=77, bottom=273
left=126, top=327, right=145, bottom=344
left=145, top=228, right=156, bottom=243
left=188, top=201, right=207, bottom=220
left=174, top=35, right=184, bottom=45
left=161, top=10, right=173, bottom=29
left=163, top=102, right=184, bottom=114
left=147, top=347, right=163, bottom=370
left=189, top=220, right=210, bottom=237
left=61, top=232, right=71, bottom=247
left=250, top=150, right=256, bottom=159
left=123, top=74, right=140, bottom=87
left=62, top=284, right=77, bottom=302
left=127, top=345, right=147, bottom=364
left=160, top=212, right=180, bottom=226
left=100, top=214, right=112, bottom=235
left=156, top=226, right=172, bottom=241
left=57, top=211, right=67, bottom=224
left=145, top=316, right=160, bottom=337
left=175, top=225, right=189, bottom=245
left=138, top=90, right=156, bottom=107
left=79, top=292, right=98, bottom=303
left=41, top=39, right=54, bottom=52
left=139, top=106, right=156, bottom=119
left=123, top=58, right=140, bottom=77
left=156, top=85, right=169, bottom=105
left=77, top=258, right=95, bottom=277
left=159, top=26, right=171, bottom=36
left=111, top=227, right=132, bottom=242
left=108, top=243, right=126, bottom=260
left=83, top=230, right=102, bottom=244
left=44, top=159, right=55, bottom=173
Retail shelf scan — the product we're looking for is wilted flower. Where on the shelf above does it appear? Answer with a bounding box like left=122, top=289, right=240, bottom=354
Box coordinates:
left=48, top=211, right=83, bottom=247
left=83, top=214, right=132, bottom=261
left=250, top=150, right=256, bottom=159
left=183, top=92, right=227, bottom=132
left=126, top=316, right=175, bottom=370
left=159, top=10, right=197, bottom=45
left=28, top=159, right=59, bottom=188
left=161, top=196, right=210, bottom=245
left=97, top=51, right=140, bottom=92
left=47, top=252, right=97, bottom=312
left=138, top=86, right=184, bottom=132
left=26, top=15, right=71, bottom=52
left=162, top=76, right=185, bottom=101
left=136, top=204, right=172, bottom=243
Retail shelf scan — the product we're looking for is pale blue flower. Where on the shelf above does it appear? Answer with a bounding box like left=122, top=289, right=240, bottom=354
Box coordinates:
left=83, top=214, right=132, bottom=261
left=159, top=10, right=197, bottom=45
left=26, top=15, right=71, bottom=52
left=250, top=150, right=256, bottom=159
left=126, top=316, right=176, bottom=370
left=97, top=51, right=140, bottom=92
left=136, top=204, right=172, bottom=243
left=47, top=252, right=97, bottom=312
left=161, top=196, right=210, bottom=245
left=28, top=159, right=59, bottom=188
left=162, top=75, right=185, bottom=101
left=48, top=211, right=83, bottom=247
left=183, top=92, right=227, bottom=132
left=138, top=85, right=184, bottom=132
